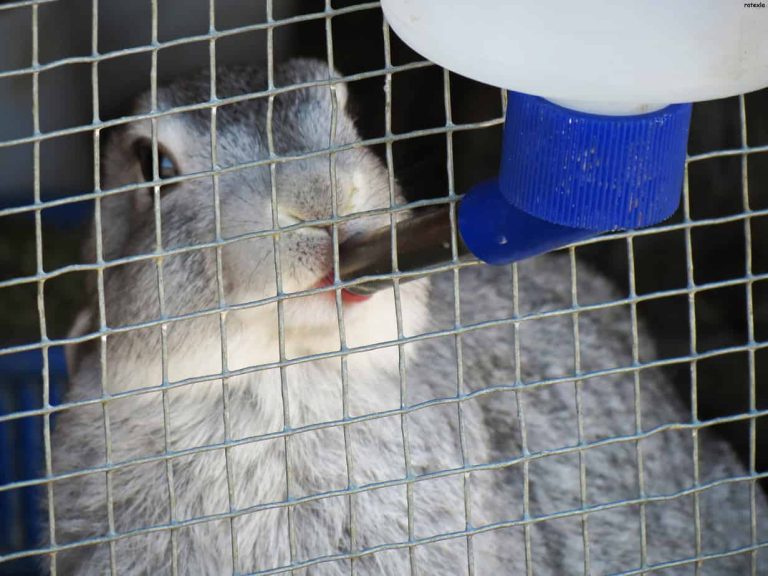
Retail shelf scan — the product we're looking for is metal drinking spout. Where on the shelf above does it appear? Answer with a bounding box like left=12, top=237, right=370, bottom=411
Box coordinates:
left=338, top=179, right=609, bottom=299
left=337, top=178, right=601, bottom=298
left=339, top=208, right=474, bottom=296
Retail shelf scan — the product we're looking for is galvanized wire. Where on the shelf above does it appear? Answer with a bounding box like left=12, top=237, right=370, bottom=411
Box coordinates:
left=380, top=18, right=418, bottom=575
left=0, top=0, right=766, bottom=574
left=264, top=1, right=299, bottom=569
left=569, top=246, right=592, bottom=574
left=739, top=92, right=760, bottom=576
left=626, top=236, right=649, bottom=568
left=325, top=5, right=357, bottom=574
left=441, top=65, right=476, bottom=576
left=28, top=3, right=57, bottom=574
left=0, top=0, right=55, bottom=12
left=207, top=0, right=241, bottom=570
left=90, top=0, right=118, bottom=573
left=511, top=257, right=535, bottom=575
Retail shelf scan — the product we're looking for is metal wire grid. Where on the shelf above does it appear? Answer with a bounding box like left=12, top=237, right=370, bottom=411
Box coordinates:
left=0, top=0, right=767, bottom=574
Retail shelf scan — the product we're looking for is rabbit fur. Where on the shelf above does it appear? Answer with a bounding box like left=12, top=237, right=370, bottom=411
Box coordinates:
left=48, top=59, right=767, bottom=575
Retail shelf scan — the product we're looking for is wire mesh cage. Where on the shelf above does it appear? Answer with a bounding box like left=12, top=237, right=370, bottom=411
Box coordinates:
left=1, top=1, right=768, bottom=574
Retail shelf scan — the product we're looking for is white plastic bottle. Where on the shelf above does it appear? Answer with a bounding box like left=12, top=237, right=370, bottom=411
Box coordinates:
left=381, top=0, right=768, bottom=113
left=377, top=0, right=768, bottom=265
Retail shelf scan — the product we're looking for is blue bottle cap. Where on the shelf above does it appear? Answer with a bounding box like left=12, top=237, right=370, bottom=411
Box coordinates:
left=499, top=92, right=692, bottom=230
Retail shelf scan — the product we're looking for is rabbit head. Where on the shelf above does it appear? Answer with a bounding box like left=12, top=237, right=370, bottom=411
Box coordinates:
left=69, top=59, right=428, bottom=391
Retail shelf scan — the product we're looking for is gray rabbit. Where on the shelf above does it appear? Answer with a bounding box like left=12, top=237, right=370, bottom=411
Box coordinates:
left=48, top=59, right=766, bottom=574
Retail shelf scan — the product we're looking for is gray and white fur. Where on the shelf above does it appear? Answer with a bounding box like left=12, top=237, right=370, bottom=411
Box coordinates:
left=49, top=59, right=766, bottom=574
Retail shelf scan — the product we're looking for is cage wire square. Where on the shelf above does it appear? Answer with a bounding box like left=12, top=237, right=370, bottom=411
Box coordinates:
left=1, top=1, right=768, bottom=575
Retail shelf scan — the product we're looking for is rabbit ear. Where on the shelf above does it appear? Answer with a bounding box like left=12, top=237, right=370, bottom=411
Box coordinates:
left=331, top=81, right=349, bottom=112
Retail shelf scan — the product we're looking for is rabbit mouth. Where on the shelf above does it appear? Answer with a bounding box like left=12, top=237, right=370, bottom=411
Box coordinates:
left=314, top=272, right=371, bottom=304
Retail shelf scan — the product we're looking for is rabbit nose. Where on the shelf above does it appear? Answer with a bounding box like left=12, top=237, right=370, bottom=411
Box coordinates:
left=278, top=211, right=329, bottom=233
left=295, top=219, right=334, bottom=240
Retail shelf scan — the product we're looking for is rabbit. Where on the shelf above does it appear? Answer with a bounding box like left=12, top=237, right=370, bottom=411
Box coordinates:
left=46, top=58, right=767, bottom=575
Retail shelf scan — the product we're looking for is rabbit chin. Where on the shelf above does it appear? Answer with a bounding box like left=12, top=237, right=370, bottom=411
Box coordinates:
left=215, top=279, right=431, bottom=374
left=282, top=279, right=430, bottom=357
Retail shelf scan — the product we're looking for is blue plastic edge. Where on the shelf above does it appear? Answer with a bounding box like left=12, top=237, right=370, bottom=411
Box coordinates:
left=459, top=179, right=596, bottom=265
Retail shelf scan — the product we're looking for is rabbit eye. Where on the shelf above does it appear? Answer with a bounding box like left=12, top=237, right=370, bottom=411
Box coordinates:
left=134, top=138, right=179, bottom=184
